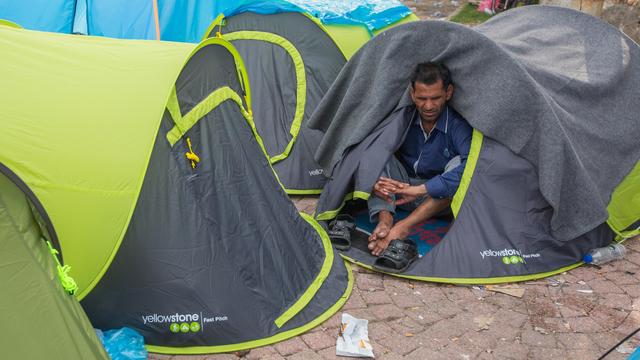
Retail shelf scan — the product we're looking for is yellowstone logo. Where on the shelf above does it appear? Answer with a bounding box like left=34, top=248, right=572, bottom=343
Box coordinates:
left=142, top=312, right=228, bottom=334
left=479, top=248, right=541, bottom=265
left=308, top=168, right=324, bottom=176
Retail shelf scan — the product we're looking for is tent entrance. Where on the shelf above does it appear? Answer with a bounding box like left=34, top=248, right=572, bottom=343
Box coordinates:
left=222, top=30, right=306, bottom=165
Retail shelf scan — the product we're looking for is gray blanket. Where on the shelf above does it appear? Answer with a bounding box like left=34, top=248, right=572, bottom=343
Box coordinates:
left=309, top=5, right=640, bottom=241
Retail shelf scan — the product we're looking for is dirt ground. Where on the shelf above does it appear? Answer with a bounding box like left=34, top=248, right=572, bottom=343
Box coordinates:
left=401, top=0, right=466, bottom=20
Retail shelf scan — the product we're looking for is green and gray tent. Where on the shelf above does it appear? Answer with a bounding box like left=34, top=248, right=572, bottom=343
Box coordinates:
left=203, top=9, right=417, bottom=194
left=0, top=164, right=108, bottom=360
left=0, top=25, right=351, bottom=354
left=310, top=6, right=640, bottom=283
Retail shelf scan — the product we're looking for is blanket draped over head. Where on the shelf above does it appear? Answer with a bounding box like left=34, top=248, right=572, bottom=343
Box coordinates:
left=308, top=5, right=640, bottom=241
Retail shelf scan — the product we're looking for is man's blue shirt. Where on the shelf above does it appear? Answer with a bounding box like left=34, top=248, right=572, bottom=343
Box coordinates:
left=396, top=105, right=473, bottom=199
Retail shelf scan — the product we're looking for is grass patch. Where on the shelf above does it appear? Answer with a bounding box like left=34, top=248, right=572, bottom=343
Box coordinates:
left=450, top=3, right=493, bottom=25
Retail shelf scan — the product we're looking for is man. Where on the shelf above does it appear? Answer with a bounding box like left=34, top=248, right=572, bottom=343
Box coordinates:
left=368, top=62, right=472, bottom=256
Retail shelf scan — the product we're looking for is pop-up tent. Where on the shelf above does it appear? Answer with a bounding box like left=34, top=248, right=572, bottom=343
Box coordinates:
left=310, top=6, right=640, bottom=283
left=0, top=25, right=351, bottom=354
left=0, top=164, right=108, bottom=360
left=203, top=5, right=417, bottom=193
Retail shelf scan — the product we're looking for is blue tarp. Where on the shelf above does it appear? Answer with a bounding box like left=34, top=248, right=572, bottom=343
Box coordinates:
left=1, top=0, right=410, bottom=42
left=0, top=0, right=76, bottom=33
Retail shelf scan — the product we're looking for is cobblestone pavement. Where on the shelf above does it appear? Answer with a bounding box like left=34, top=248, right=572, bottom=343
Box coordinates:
left=149, top=196, right=640, bottom=360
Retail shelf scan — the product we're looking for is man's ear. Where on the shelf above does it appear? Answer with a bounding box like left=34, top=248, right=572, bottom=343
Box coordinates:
left=446, top=84, right=454, bottom=101
left=410, top=85, right=416, bottom=102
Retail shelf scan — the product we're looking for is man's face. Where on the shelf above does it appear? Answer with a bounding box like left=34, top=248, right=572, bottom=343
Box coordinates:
left=410, top=79, right=453, bottom=123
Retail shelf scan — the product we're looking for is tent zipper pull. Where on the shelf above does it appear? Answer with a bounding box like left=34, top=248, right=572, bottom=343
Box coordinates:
left=185, top=137, right=200, bottom=169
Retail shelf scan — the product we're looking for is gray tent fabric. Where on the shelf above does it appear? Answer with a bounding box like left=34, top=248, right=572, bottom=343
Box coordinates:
left=337, top=137, right=613, bottom=279
left=209, top=12, right=346, bottom=192
left=309, top=5, right=640, bottom=241
left=81, top=41, right=350, bottom=351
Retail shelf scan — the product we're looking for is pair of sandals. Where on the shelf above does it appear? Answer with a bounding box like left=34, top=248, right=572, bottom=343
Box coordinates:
left=328, top=215, right=418, bottom=274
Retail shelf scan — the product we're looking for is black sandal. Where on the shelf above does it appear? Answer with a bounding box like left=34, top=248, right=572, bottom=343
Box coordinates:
left=373, top=238, right=418, bottom=274
left=327, top=214, right=356, bottom=251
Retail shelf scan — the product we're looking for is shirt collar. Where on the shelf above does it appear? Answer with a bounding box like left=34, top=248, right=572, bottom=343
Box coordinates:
left=413, top=105, right=450, bottom=134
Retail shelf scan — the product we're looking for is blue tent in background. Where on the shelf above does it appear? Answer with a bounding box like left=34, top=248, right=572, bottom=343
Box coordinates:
left=0, top=0, right=76, bottom=33
left=0, top=0, right=411, bottom=42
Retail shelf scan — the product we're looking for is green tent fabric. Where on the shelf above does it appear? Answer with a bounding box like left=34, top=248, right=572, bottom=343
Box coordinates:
left=0, top=166, right=108, bottom=360
left=0, top=25, right=351, bottom=353
left=0, top=25, right=194, bottom=296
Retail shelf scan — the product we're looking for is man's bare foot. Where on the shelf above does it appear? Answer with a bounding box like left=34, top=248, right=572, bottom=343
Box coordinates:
left=370, top=221, right=411, bottom=256
left=368, top=211, right=393, bottom=250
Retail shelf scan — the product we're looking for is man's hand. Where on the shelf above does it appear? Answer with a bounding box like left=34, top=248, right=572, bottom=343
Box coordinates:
left=373, top=177, right=427, bottom=205
left=394, top=184, right=428, bottom=205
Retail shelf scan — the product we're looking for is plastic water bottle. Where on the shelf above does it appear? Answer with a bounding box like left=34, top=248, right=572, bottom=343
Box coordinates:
left=583, top=244, right=626, bottom=265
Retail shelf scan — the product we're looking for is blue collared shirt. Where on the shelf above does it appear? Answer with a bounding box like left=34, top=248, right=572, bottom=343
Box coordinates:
left=396, top=105, right=472, bottom=199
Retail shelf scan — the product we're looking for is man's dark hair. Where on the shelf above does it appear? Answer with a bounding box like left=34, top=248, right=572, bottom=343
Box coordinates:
left=410, top=62, right=451, bottom=89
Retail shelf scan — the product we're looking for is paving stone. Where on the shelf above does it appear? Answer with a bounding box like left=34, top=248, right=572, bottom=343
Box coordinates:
left=461, top=298, right=499, bottom=315
left=590, top=331, right=625, bottom=351
left=600, top=292, right=633, bottom=311
left=625, top=284, right=640, bottom=298
left=432, top=299, right=464, bottom=318
left=403, top=306, right=444, bottom=325
left=492, top=341, right=529, bottom=359
left=387, top=316, right=425, bottom=335
left=567, top=266, right=600, bottom=281
left=342, top=289, right=367, bottom=310
left=369, top=304, right=405, bottom=321
left=526, top=347, right=567, bottom=359
left=245, top=345, right=277, bottom=360
left=542, top=317, right=572, bottom=333
left=564, top=316, right=605, bottom=333
left=625, top=250, right=640, bottom=266
left=557, top=293, right=597, bottom=313
left=362, top=290, right=393, bottom=305
left=318, top=312, right=342, bottom=331
left=382, top=276, right=414, bottom=290
left=603, top=270, right=639, bottom=285
left=273, top=337, right=308, bottom=356
left=564, top=349, right=598, bottom=360
left=457, top=329, right=499, bottom=352
left=484, top=293, right=528, bottom=315
left=317, top=347, right=339, bottom=360
left=377, top=350, right=408, bottom=360
left=590, top=306, right=628, bottom=330
left=391, top=291, right=425, bottom=308
left=526, top=293, right=561, bottom=319
left=342, top=308, right=376, bottom=323
left=588, top=278, right=625, bottom=294
left=405, top=346, right=449, bottom=360
left=369, top=321, right=395, bottom=341
left=149, top=354, right=174, bottom=360
left=442, top=285, right=479, bottom=303
left=251, top=354, right=284, bottom=360
left=376, top=334, right=422, bottom=356
left=356, top=273, right=385, bottom=291
left=432, top=342, right=482, bottom=359
left=556, top=333, right=598, bottom=350
left=301, top=331, right=336, bottom=351
left=520, top=328, right=557, bottom=348
left=287, top=350, right=323, bottom=360
left=199, top=355, right=236, bottom=360
left=420, top=313, right=475, bottom=342
left=558, top=304, right=588, bottom=318
left=411, top=283, right=448, bottom=302
left=613, top=310, right=640, bottom=336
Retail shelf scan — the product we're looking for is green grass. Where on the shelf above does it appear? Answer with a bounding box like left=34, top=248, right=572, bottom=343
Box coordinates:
left=450, top=3, right=493, bottom=25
